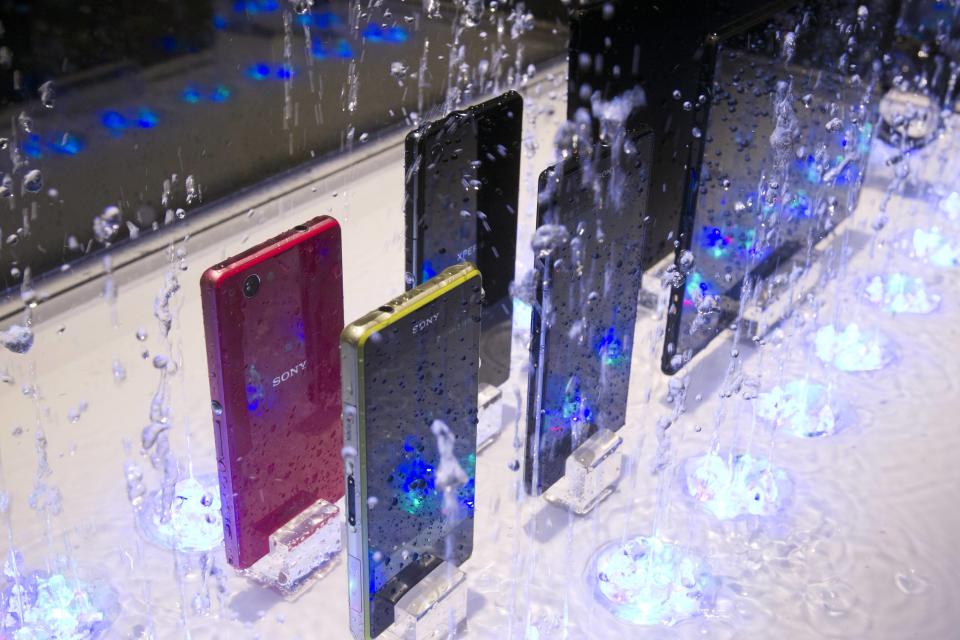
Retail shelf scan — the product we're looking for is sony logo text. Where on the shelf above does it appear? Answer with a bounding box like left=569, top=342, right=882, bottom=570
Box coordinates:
left=412, top=313, right=441, bottom=335
left=273, top=361, right=307, bottom=387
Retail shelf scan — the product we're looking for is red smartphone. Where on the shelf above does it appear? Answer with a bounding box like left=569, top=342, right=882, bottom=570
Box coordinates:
left=200, top=216, right=345, bottom=569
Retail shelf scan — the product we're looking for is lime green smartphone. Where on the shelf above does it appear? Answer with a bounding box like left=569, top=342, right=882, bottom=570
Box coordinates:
left=340, top=263, right=482, bottom=639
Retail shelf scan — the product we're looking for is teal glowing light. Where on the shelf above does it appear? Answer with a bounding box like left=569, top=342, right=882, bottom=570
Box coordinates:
left=812, top=323, right=894, bottom=372
left=864, top=273, right=940, bottom=315
left=586, top=536, right=718, bottom=626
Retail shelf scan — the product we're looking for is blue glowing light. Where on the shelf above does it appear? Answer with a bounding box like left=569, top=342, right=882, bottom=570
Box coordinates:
left=421, top=260, right=438, bottom=282
left=182, top=85, right=202, bottom=103
left=311, top=41, right=329, bottom=59
left=812, top=323, right=894, bottom=372
left=595, top=327, right=627, bottom=367
left=587, top=536, right=718, bottom=626
left=101, top=110, right=128, bottom=132
left=137, top=108, right=159, bottom=128
left=335, top=40, right=355, bottom=59
left=246, top=63, right=272, bottom=81
left=362, top=25, right=410, bottom=43
left=393, top=455, right=436, bottom=515
left=276, top=64, right=295, bottom=80
left=49, top=132, right=84, bottom=155
left=213, top=14, right=228, bottom=29
left=314, top=12, right=341, bottom=28
left=22, top=134, right=43, bottom=158
left=684, top=452, right=793, bottom=519
left=210, top=84, right=232, bottom=103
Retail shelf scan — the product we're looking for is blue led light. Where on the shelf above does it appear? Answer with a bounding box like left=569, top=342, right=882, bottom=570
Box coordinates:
left=276, top=64, right=295, bottom=80
left=213, top=14, right=228, bottom=29
left=421, top=260, right=437, bottom=282
left=22, top=134, right=43, bottom=158
left=385, top=27, right=409, bottom=43
left=311, top=41, right=329, bottom=59
left=335, top=40, right=355, bottom=59
left=246, top=63, right=272, bottom=80
left=362, top=25, right=385, bottom=42
left=210, top=84, right=231, bottom=103
left=181, top=86, right=202, bottom=103
left=314, top=12, right=340, bottom=28
left=595, top=327, right=627, bottom=367
left=49, top=132, right=84, bottom=155
left=137, top=108, right=159, bottom=129
left=101, top=110, right=128, bottom=132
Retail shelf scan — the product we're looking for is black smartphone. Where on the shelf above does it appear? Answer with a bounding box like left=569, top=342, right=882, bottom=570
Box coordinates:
left=660, top=0, right=891, bottom=375
left=524, top=131, right=654, bottom=496
left=404, top=90, right=522, bottom=388
left=567, top=0, right=710, bottom=267
left=341, top=263, right=482, bottom=639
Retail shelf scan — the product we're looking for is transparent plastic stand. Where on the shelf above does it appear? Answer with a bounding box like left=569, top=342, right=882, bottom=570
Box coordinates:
left=544, top=427, right=624, bottom=515
left=240, top=498, right=342, bottom=599
left=476, top=383, right=504, bottom=452
left=383, top=561, right=468, bottom=640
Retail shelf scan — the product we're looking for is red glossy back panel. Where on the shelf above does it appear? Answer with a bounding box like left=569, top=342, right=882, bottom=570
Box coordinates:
left=201, top=216, right=344, bottom=569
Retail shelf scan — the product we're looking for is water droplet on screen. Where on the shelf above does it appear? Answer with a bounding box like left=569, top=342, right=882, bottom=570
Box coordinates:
left=38, top=80, right=55, bottom=108
left=23, top=169, right=42, bottom=193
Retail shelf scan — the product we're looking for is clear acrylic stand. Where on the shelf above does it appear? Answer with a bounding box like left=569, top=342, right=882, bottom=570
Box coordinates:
left=544, top=427, right=624, bottom=515
left=383, top=561, right=468, bottom=640
left=240, top=498, right=342, bottom=598
left=476, top=383, right=504, bottom=452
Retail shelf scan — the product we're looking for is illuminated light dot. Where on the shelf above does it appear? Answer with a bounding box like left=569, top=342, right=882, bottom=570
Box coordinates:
left=137, top=108, right=159, bottom=128
left=213, top=14, right=228, bottom=29
left=335, top=40, right=354, bottom=59
left=22, top=134, right=43, bottom=158
left=276, top=65, right=294, bottom=80
left=181, top=86, right=202, bottom=103
left=101, top=110, right=128, bottom=132
left=314, top=12, right=339, bottom=28
left=246, top=63, right=271, bottom=80
left=362, top=25, right=385, bottom=42
left=210, top=84, right=232, bottom=103
left=49, top=132, right=84, bottom=155
left=259, top=0, right=279, bottom=10
left=385, top=27, right=409, bottom=43
left=311, top=41, right=329, bottom=59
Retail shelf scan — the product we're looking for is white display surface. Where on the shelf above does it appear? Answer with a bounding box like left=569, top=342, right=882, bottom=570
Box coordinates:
left=1, top=67, right=959, bottom=639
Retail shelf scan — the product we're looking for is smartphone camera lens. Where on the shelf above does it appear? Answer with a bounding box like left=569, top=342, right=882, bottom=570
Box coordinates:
left=243, top=274, right=261, bottom=298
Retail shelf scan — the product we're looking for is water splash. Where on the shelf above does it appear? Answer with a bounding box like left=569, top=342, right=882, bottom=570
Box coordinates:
left=684, top=452, right=793, bottom=519
left=0, top=324, right=33, bottom=354
left=756, top=380, right=852, bottom=438
left=585, top=536, right=718, bottom=626
left=863, top=273, right=940, bottom=315
left=0, top=564, right=118, bottom=639
left=137, top=475, right=223, bottom=553
left=812, top=323, right=894, bottom=372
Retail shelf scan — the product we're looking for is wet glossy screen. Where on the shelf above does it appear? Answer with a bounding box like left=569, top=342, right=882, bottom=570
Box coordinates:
left=661, top=2, right=879, bottom=374
left=525, top=136, right=652, bottom=495
left=405, top=91, right=522, bottom=387
left=361, top=277, right=482, bottom=636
